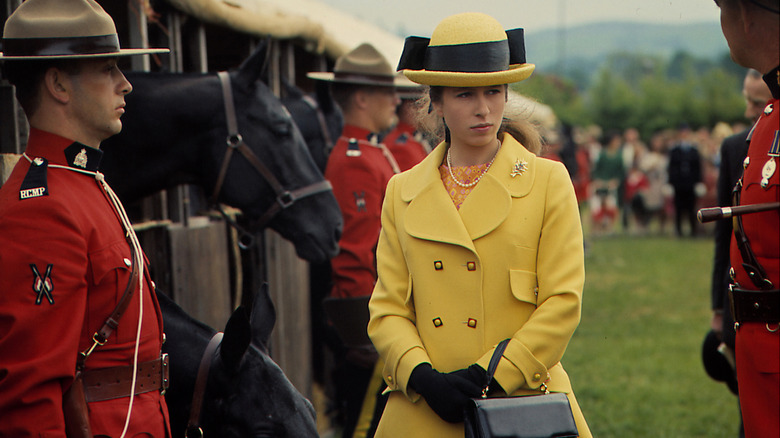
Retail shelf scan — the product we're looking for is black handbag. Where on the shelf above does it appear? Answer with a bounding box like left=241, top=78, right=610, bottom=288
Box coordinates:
left=464, top=339, right=579, bottom=438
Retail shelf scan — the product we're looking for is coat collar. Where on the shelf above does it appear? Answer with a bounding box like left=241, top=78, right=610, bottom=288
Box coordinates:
left=401, top=133, right=537, bottom=247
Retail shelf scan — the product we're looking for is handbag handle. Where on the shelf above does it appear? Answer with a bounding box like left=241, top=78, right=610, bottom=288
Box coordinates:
left=482, top=339, right=510, bottom=398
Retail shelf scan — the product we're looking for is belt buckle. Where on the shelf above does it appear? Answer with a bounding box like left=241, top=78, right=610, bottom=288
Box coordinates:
left=161, top=353, right=170, bottom=395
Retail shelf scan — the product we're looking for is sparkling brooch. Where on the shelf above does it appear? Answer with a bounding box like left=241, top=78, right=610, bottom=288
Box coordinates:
left=510, top=159, right=528, bottom=177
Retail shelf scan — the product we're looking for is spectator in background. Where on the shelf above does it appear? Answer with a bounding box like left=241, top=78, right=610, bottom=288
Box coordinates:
left=639, top=130, right=671, bottom=234
left=559, top=123, right=580, bottom=180
left=667, top=123, right=702, bottom=237
left=571, top=127, right=592, bottom=207
left=590, top=130, right=625, bottom=234
left=624, top=159, right=651, bottom=234
left=706, top=68, right=773, bottom=438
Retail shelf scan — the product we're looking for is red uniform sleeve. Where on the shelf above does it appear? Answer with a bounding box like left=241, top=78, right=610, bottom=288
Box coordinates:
left=0, top=195, right=89, bottom=437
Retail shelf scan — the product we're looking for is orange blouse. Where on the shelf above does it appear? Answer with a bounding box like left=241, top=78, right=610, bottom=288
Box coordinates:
left=439, top=162, right=491, bottom=210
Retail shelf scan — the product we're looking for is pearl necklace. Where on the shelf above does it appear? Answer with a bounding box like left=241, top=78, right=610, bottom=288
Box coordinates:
left=446, top=139, right=502, bottom=188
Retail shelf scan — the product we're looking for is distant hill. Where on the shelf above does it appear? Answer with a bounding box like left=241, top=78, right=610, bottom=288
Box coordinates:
left=525, top=21, right=730, bottom=74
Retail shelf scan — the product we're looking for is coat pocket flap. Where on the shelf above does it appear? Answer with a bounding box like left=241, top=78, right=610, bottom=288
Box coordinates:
left=509, top=269, right=538, bottom=305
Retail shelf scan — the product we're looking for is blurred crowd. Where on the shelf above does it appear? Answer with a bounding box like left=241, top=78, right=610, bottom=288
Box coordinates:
left=538, top=120, right=750, bottom=238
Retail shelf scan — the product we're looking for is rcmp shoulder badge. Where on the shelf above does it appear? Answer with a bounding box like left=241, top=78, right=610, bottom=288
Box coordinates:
left=19, top=157, right=49, bottom=200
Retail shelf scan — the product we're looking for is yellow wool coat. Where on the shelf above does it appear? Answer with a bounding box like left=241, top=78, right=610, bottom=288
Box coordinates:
left=368, top=133, right=591, bottom=437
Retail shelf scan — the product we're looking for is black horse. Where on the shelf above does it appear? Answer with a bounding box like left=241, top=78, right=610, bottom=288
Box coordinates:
left=159, top=285, right=319, bottom=438
left=281, top=78, right=343, bottom=173
left=100, top=42, right=342, bottom=263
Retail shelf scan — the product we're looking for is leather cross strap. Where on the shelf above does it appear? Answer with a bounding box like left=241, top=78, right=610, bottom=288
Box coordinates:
left=186, top=332, right=224, bottom=438
left=301, top=94, right=335, bottom=154
left=82, top=355, right=169, bottom=402
left=78, top=240, right=139, bottom=369
left=731, top=179, right=774, bottom=290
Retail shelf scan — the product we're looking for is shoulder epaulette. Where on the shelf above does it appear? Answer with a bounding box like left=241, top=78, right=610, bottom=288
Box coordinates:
left=19, top=157, right=49, bottom=200
left=346, top=138, right=362, bottom=157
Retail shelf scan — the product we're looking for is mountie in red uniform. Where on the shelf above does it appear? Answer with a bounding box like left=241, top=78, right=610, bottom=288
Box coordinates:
left=384, top=122, right=431, bottom=172
left=324, top=125, right=400, bottom=298
left=0, top=129, right=170, bottom=437
left=728, top=67, right=780, bottom=438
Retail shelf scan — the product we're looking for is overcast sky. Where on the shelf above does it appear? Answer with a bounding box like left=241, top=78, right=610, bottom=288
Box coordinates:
left=317, top=0, right=722, bottom=35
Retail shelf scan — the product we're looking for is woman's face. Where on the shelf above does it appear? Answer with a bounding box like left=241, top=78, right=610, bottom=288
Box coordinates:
left=435, top=85, right=506, bottom=149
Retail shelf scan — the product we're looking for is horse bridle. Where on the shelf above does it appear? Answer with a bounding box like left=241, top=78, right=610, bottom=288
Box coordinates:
left=185, top=332, right=223, bottom=438
left=211, top=71, right=333, bottom=248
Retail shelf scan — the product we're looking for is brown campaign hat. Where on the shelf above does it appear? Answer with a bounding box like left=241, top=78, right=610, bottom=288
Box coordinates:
left=0, top=0, right=169, bottom=60
left=307, top=43, right=396, bottom=87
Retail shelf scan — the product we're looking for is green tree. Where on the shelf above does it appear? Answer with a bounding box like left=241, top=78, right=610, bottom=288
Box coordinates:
left=587, top=69, right=635, bottom=134
left=520, top=50, right=745, bottom=140
left=513, top=74, right=589, bottom=126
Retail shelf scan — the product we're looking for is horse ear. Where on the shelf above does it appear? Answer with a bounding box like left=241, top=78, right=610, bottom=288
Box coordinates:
left=220, top=305, right=251, bottom=370
left=235, top=39, right=270, bottom=88
left=249, top=282, right=277, bottom=348
left=281, top=76, right=303, bottom=99
left=314, top=81, right=335, bottom=113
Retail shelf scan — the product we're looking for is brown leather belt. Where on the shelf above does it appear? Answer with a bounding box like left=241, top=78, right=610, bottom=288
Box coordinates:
left=730, top=287, right=780, bottom=323
left=82, top=354, right=169, bottom=402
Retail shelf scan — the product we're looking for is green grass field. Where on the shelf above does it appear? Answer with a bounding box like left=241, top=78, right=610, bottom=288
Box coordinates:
left=564, top=235, right=742, bottom=437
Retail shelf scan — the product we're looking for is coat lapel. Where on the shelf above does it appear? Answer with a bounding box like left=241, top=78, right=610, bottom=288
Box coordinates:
left=401, top=144, right=475, bottom=251
left=400, top=135, right=537, bottom=248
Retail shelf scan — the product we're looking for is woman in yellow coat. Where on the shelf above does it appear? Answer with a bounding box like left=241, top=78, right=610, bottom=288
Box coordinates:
left=367, top=12, right=591, bottom=437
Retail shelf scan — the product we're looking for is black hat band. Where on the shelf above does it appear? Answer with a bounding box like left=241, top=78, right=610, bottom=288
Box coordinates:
left=2, top=34, right=120, bottom=57
left=334, top=72, right=395, bottom=85
left=425, top=40, right=509, bottom=73
left=397, top=28, right=527, bottom=73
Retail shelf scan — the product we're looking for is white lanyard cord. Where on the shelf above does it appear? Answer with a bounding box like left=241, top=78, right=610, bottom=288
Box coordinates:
left=22, top=154, right=144, bottom=438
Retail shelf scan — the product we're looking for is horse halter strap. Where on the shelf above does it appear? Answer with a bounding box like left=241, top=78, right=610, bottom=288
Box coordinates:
left=211, top=71, right=333, bottom=230
left=186, top=332, right=224, bottom=438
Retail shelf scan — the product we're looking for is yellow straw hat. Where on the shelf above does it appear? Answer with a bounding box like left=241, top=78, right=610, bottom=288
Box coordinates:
left=397, top=12, right=535, bottom=87
left=0, top=0, right=169, bottom=60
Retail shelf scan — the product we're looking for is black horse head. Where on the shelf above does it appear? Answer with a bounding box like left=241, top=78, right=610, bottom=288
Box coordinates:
left=158, top=285, right=319, bottom=438
left=281, top=78, right=343, bottom=173
left=100, top=42, right=342, bottom=263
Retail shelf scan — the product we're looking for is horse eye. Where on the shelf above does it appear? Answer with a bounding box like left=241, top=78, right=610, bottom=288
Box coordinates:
left=273, top=120, right=291, bottom=136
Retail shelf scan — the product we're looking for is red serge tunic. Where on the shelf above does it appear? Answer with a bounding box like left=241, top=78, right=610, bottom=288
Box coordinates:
left=384, top=122, right=430, bottom=172
left=0, top=129, right=169, bottom=437
left=729, top=67, right=780, bottom=438
left=324, top=125, right=399, bottom=298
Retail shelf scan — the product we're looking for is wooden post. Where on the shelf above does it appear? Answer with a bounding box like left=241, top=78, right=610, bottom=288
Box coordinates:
left=169, top=219, right=233, bottom=330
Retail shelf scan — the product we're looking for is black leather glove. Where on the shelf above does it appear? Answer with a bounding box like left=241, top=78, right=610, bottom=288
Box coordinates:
left=451, top=364, right=506, bottom=396
left=449, top=364, right=488, bottom=388
left=408, top=363, right=482, bottom=423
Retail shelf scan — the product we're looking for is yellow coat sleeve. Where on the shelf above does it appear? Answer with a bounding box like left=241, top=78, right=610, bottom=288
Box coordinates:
left=476, top=160, right=584, bottom=394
